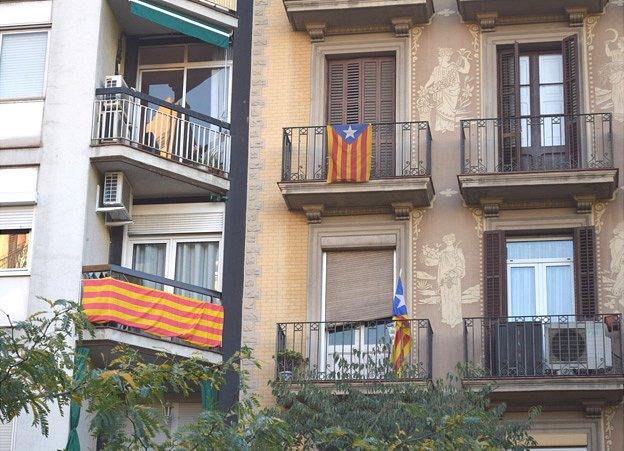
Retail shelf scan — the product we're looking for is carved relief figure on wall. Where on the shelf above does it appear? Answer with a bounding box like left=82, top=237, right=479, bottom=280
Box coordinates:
left=605, top=223, right=624, bottom=308
left=416, top=48, right=471, bottom=132
left=597, top=29, right=624, bottom=121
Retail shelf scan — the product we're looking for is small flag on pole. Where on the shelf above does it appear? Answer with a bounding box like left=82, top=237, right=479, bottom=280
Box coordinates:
left=391, top=275, right=411, bottom=374
left=326, top=124, right=372, bottom=183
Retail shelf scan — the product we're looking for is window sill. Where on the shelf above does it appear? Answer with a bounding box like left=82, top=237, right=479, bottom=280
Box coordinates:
left=0, top=269, right=30, bottom=277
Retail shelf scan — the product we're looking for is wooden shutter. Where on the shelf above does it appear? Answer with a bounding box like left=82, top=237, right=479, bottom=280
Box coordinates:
left=327, top=56, right=396, bottom=176
left=574, top=226, right=597, bottom=317
left=325, top=249, right=394, bottom=323
left=483, top=231, right=507, bottom=317
left=497, top=44, right=520, bottom=172
left=562, top=35, right=581, bottom=167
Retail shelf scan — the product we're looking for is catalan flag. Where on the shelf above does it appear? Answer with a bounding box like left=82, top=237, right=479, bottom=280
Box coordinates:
left=81, top=277, right=224, bottom=348
left=391, top=276, right=411, bottom=374
left=326, top=124, right=372, bottom=183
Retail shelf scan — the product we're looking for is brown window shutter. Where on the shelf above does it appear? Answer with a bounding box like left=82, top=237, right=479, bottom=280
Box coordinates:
left=574, top=226, right=597, bottom=317
left=483, top=230, right=507, bottom=317
left=497, top=43, right=520, bottom=172
left=325, top=249, right=394, bottom=323
left=562, top=35, right=581, bottom=167
left=327, top=60, right=348, bottom=125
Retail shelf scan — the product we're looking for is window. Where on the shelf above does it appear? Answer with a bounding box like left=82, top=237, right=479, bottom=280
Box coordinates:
left=137, top=43, right=232, bottom=123
left=506, top=239, right=575, bottom=317
left=0, top=230, right=30, bottom=271
left=497, top=36, right=579, bottom=171
left=326, top=55, right=396, bottom=176
left=127, top=236, right=221, bottom=295
left=0, top=31, right=48, bottom=100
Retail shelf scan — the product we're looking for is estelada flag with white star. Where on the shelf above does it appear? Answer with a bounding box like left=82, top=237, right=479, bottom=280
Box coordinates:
left=326, top=124, right=372, bottom=183
left=391, top=275, right=411, bottom=374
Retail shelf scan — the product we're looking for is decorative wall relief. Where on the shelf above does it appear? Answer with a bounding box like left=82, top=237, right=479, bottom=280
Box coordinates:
left=603, top=222, right=624, bottom=310
left=596, top=29, right=624, bottom=121
left=439, top=188, right=458, bottom=197
left=416, top=234, right=479, bottom=327
left=416, top=48, right=472, bottom=132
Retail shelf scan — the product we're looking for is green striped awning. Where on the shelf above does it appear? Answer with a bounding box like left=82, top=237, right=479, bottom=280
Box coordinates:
left=130, top=0, right=231, bottom=48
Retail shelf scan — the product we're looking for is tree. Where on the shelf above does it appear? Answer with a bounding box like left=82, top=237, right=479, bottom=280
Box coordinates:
left=269, top=354, right=539, bottom=450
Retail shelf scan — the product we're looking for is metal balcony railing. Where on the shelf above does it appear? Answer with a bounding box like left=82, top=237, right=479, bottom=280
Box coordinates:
left=460, top=113, right=613, bottom=174
left=92, top=87, right=231, bottom=176
left=282, top=122, right=432, bottom=182
left=463, top=314, right=623, bottom=379
left=275, top=318, right=433, bottom=383
left=82, top=264, right=222, bottom=348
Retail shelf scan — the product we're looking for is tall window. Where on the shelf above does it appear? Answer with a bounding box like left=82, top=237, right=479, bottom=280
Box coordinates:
left=326, top=55, right=396, bottom=177
left=497, top=36, right=579, bottom=171
left=0, top=31, right=48, bottom=100
left=128, top=236, right=221, bottom=296
left=506, top=239, right=575, bottom=317
left=138, top=43, right=231, bottom=123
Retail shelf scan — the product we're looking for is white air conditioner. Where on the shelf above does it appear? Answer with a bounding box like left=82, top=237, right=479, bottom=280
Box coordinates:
left=96, top=171, right=133, bottom=225
left=105, top=75, right=127, bottom=89
left=544, top=321, right=612, bottom=373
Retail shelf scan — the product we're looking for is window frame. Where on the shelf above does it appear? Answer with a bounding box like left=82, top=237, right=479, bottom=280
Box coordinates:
left=505, top=237, right=575, bottom=317
left=136, top=43, right=233, bottom=123
left=0, top=228, right=34, bottom=276
left=123, top=233, right=223, bottom=291
left=0, top=28, right=50, bottom=102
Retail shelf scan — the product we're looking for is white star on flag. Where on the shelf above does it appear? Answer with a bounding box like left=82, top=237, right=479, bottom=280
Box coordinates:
left=342, top=125, right=357, bottom=139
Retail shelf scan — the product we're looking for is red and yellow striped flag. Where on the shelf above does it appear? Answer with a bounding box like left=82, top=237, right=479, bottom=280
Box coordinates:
left=326, top=124, right=372, bottom=183
left=82, top=277, right=224, bottom=348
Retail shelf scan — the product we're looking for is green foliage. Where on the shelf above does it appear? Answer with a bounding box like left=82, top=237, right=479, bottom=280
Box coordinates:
left=269, top=358, right=539, bottom=451
left=0, top=298, right=92, bottom=435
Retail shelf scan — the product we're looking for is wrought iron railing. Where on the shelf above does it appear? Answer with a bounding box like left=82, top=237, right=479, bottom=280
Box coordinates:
left=92, top=87, right=231, bottom=176
left=82, top=264, right=222, bottom=349
left=275, top=318, right=432, bottom=383
left=463, top=314, right=623, bottom=379
left=282, top=122, right=432, bottom=181
left=460, top=113, right=613, bottom=173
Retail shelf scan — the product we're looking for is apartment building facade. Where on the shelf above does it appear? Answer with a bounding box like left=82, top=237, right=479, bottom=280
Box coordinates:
left=0, top=0, right=250, bottom=449
left=243, top=0, right=624, bottom=449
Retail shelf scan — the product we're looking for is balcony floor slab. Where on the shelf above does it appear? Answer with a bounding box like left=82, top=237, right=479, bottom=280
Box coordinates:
left=458, top=169, right=618, bottom=208
left=91, top=143, right=229, bottom=199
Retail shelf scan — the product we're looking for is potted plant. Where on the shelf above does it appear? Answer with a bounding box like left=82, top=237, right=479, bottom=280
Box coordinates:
left=276, top=349, right=305, bottom=381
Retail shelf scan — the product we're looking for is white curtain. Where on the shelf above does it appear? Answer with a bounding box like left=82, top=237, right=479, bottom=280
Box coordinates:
left=509, top=267, right=536, bottom=317
left=0, top=32, right=48, bottom=99
left=174, top=242, right=219, bottom=299
left=132, top=243, right=166, bottom=289
left=546, top=265, right=574, bottom=315
left=507, top=240, right=573, bottom=260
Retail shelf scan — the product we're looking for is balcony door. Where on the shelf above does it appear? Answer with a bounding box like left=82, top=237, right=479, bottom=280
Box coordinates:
left=497, top=37, right=579, bottom=172
left=326, top=55, right=396, bottom=177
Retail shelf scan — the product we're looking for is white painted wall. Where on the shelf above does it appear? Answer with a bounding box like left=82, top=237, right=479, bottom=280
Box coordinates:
left=0, top=1, right=52, bottom=27
left=0, top=101, right=45, bottom=148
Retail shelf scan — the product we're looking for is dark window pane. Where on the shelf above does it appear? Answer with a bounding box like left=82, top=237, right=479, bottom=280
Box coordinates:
left=188, top=43, right=225, bottom=62
left=138, top=45, right=185, bottom=65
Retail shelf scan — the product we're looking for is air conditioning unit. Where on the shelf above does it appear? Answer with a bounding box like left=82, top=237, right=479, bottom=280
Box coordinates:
left=544, top=321, right=612, bottom=373
left=96, top=171, right=133, bottom=225
left=105, top=74, right=127, bottom=89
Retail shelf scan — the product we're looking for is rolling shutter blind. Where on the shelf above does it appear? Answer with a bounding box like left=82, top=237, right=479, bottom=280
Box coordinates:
left=574, top=226, right=597, bottom=317
left=128, top=211, right=224, bottom=235
left=0, top=206, right=34, bottom=230
left=497, top=43, right=520, bottom=172
left=325, top=249, right=394, bottom=323
left=326, top=56, right=396, bottom=176
left=0, top=32, right=48, bottom=99
left=562, top=35, right=581, bottom=167
left=483, top=230, right=507, bottom=317
left=0, top=421, right=13, bottom=450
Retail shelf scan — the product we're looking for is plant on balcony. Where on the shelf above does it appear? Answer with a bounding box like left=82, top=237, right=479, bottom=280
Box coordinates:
left=276, top=349, right=306, bottom=381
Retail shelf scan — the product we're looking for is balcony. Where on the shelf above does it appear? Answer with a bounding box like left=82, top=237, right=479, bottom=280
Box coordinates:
left=81, top=264, right=222, bottom=364
left=278, top=122, right=434, bottom=222
left=463, top=314, right=624, bottom=413
left=283, top=0, right=434, bottom=40
left=458, top=113, right=617, bottom=215
left=275, top=318, right=432, bottom=384
left=456, top=0, right=608, bottom=30
left=91, top=87, right=230, bottom=198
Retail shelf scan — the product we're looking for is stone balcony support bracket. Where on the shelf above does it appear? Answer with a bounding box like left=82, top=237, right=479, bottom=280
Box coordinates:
left=303, top=204, right=324, bottom=224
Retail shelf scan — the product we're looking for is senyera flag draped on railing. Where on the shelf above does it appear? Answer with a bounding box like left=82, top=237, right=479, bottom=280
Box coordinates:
left=81, top=277, right=223, bottom=348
